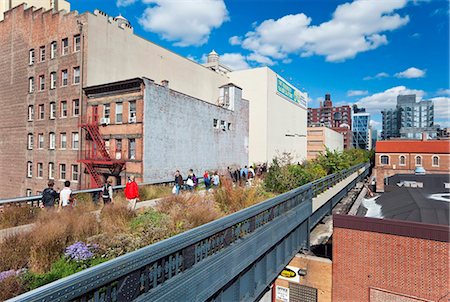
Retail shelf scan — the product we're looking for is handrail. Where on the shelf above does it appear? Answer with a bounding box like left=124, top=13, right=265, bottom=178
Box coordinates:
left=8, top=162, right=370, bottom=302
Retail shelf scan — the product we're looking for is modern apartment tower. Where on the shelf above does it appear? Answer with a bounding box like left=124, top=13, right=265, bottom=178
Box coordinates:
left=352, top=106, right=371, bottom=150
left=382, top=95, right=436, bottom=140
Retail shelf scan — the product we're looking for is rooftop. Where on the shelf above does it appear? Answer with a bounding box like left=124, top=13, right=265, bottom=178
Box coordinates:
left=357, top=174, right=449, bottom=226
left=376, top=139, right=450, bottom=154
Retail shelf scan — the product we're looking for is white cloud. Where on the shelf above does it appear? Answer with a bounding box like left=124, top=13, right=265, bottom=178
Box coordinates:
left=363, top=72, right=390, bottom=80
left=394, top=67, right=426, bottom=78
left=370, top=119, right=382, bottom=129
left=229, top=36, right=241, bottom=45
left=116, top=0, right=137, bottom=7
left=436, top=88, right=450, bottom=96
left=356, top=86, right=426, bottom=113
left=247, top=53, right=275, bottom=66
left=429, top=97, right=450, bottom=122
left=220, top=53, right=250, bottom=71
left=138, top=0, right=228, bottom=46
left=236, top=0, right=409, bottom=63
left=411, top=32, right=420, bottom=38
left=347, top=90, right=369, bottom=97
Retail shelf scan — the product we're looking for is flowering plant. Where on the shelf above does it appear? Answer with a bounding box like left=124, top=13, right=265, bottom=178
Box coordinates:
left=0, top=270, right=16, bottom=282
left=64, top=242, right=98, bottom=261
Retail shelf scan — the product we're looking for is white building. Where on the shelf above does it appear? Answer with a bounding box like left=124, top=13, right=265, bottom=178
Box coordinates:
left=307, top=127, right=344, bottom=160
left=229, top=67, right=308, bottom=164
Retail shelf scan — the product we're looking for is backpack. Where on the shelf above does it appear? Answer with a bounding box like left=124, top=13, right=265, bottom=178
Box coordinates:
left=102, top=184, right=111, bottom=199
left=42, top=188, right=55, bottom=205
left=193, top=174, right=198, bottom=186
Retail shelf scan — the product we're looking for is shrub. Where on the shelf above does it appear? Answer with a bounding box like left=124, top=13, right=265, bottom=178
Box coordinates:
left=65, top=242, right=98, bottom=261
left=0, top=205, right=39, bottom=229
left=0, top=233, right=32, bottom=271
left=99, top=204, right=136, bottom=234
left=0, top=275, right=26, bottom=301
left=139, top=185, right=172, bottom=201
left=87, top=233, right=144, bottom=259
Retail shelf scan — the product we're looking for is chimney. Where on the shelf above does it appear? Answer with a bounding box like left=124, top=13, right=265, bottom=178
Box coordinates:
left=319, top=101, right=323, bottom=108
left=422, top=132, right=428, bottom=141
left=161, top=80, right=169, bottom=87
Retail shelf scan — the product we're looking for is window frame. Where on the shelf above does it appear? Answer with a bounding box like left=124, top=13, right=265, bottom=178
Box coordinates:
left=104, top=103, right=110, bottom=119
left=115, top=102, right=123, bottom=124
left=129, top=101, right=137, bottom=123
left=29, top=49, right=35, bottom=65
left=432, top=155, right=439, bottom=167
left=50, top=72, right=57, bottom=89
left=73, top=66, right=80, bottom=84
left=129, top=138, right=136, bottom=160
left=39, top=46, right=45, bottom=62
left=380, top=155, right=389, bottom=165
left=72, top=99, right=80, bottom=116
left=38, top=104, right=45, bottom=120
left=38, top=133, right=44, bottom=149
left=74, top=35, right=81, bottom=52
left=49, top=132, right=56, bottom=150
left=60, top=132, right=67, bottom=149
left=29, top=77, right=35, bottom=93
left=28, top=105, right=34, bottom=121
left=39, top=74, right=45, bottom=91
left=72, top=132, right=79, bottom=150
left=37, top=162, right=43, bottom=178
left=50, top=41, right=57, bottom=59
left=62, top=38, right=69, bottom=56
left=27, top=161, right=33, bottom=178
left=399, top=155, right=406, bottom=166
left=61, top=101, right=68, bottom=118
left=71, top=164, right=79, bottom=182
left=61, top=69, right=68, bottom=86
left=50, top=102, right=56, bottom=119
left=59, top=163, right=66, bottom=180
left=415, top=155, right=422, bottom=166
left=27, top=133, right=33, bottom=150
left=48, top=162, right=55, bottom=179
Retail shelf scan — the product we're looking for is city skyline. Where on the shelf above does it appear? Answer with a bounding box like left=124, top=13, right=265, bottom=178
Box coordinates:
left=69, top=0, right=450, bottom=129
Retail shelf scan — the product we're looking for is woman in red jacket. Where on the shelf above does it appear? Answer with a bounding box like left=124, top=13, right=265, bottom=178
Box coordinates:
left=124, top=175, right=139, bottom=210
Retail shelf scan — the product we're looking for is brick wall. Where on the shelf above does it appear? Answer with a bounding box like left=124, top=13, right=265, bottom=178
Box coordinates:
left=0, top=5, right=88, bottom=197
left=332, top=226, right=449, bottom=301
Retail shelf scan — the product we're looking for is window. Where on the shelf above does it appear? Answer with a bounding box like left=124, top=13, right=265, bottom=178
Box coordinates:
left=29, top=49, right=35, bottom=65
left=415, top=156, right=422, bottom=166
left=48, top=162, right=54, bottom=179
left=26, top=189, right=32, bottom=197
left=61, top=69, right=68, bottom=86
left=50, top=102, right=56, bottom=119
left=72, top=132, right=79, bottom=150
left=213, top=118, right=218, bottom=128
left=71, top=164, right=79, bottom=182
left=104, top=104, right=110, bottom=119
left=60, top=132, right=67, bottom=149
left=39, top=46, right=45, bottom=62
left=50, top=72, right=56, bottom=89
left=62, top=38, right=69, bottom=55
left=432, top=156, right=439, bottom=167
left=74, top=35, right=81, bottom=52
left=39, top=75, right=45, bottom=91
left=28, top=105, right=34, bottom=121
left=129, top=101, right=136, bottom=123
left=27, top=133, right=33, bottom=150
left=50, top=41, right=57, bottom=59
left=399, top=155, right=406, bottom=166
left=29, top=77, right=34, bottom=93
left=38, top=133, right=44, bottom=149
left=49, top=132, right=55, bottom=149
left=59, top=164, right=66, bottom=180
left=72, top=99, right=79, bottom=116
left=27, top=161, right=33, bottom=178
left=115, top=139, right=122, bottom=159
left=61, top=101, right=67, bottom=117
left=38, top=104, right=44, bottom=120
left=73, top=66, right=80, bottom=84
left=380, top=155, right=389, bottom=165
left=116, top=103, right=123, bottom=123
left=228, top=122, right=232, bottom=130
left=37, top=163, right=43, bottom=178
left=220, top=120, right=226, bottom=130
left=129, top=139, right=136, bottom=160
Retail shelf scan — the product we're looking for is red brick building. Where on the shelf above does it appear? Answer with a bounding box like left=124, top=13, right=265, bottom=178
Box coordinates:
left=333, top=214, right=449, bottom=302
left=308, top=94, right=352, bottom=149
left=375, top=136, right=450, bottom=192
left=0, top=4, right=87, bottom=197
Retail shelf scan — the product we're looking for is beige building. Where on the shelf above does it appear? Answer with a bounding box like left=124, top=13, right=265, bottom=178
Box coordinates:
left=307, top=127, right=344, bottom=160
left=0, top=0, right=70, bottom=20
left=229, top=67, right=308, bottom=164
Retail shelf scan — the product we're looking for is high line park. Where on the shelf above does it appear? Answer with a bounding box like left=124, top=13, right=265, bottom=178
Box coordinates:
left=1, top=161, right=370, bottom=302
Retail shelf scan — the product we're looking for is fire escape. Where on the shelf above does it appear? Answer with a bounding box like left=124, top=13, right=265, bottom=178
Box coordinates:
left=78, top=115, right=125, bottom=188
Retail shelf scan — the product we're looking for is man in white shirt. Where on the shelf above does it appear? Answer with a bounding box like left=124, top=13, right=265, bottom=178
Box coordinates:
left=59, top=180, right=72, bottom=209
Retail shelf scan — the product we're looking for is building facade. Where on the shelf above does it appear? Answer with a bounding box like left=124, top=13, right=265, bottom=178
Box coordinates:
left=229, top=67, right=308, bottom=164
left=382, top=94, right=436, bottom=140
left=307, top=94, right=352, bottom=149
left=307, top=127, right=344, bottom=160
left=352, top=112, right=371, bottom=150
left=374, top=136, right=450, bottom=192
left=83, top=78, right=249, bottom=187
left=0, top=0, right=70, bottom=20
left=333, top=214, right=449, bottom=302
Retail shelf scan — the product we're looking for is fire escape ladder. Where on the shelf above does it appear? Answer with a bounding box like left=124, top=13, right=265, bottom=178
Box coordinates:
left=84, top=124, right=110, bottom=160
left=84, top=162, right=103, bottom=188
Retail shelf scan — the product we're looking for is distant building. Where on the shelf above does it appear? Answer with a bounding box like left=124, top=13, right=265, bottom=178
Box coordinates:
left=307, top=94, right=352, bottom=149
left=382, top=94, right=437, bottom=140
left=374, top=134, right=450, bottom=192
left=437, top=127, right=450, bottom=139
left=83, top=78, right=249, bottom=185
left=307, top=127, right=344, bottom=160
left=352, top=108, right=371, bottom=150
left=0, top=0, right=70, bottom=20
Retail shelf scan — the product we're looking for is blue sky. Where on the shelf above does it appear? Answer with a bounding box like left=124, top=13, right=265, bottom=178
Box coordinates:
left=69, top=0, right=449, bottom=129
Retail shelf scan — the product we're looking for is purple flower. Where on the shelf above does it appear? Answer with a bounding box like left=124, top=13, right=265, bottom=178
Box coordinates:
left=65, top=242, right=98, bottom=261
left=0, top=270, right=17, bottom=282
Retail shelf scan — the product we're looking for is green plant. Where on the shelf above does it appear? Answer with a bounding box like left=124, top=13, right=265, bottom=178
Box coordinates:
left=99, top=204, right=136, bottom=235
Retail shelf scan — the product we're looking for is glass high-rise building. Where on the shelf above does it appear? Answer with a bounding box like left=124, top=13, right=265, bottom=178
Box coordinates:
left=352, top=112, right=371, bottom=150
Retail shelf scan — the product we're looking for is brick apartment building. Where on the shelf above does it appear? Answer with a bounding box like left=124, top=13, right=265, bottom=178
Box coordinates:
left=333, top=214, right=449, bottom=302
left=375, top=134, right=450, bottom=192
left=307, top=94, right=352, bottom=149
left=82, top=78, right=248, bottom=187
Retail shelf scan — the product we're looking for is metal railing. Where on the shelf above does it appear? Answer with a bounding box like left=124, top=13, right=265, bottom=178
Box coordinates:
left=8, top=162, right=370, bottom=302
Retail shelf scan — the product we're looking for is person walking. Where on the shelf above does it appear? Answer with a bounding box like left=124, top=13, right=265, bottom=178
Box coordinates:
left=101, top=178, right=114, bottom=205
left=174, top=170, right=184, bottom=195
left=41, top=180, right=59, bottom=209
left=59, top=180, right=72, bottom=210
left=203, top=170, right=211, bottom=190
left=212, top=171, right=220, bottom=188
left=186, top=169, right=195, bottom=192
left=124, top=175, right=139, bottom=210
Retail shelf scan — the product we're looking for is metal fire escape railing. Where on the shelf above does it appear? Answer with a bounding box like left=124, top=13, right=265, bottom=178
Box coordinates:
left=78, top=115, right=125, bottom=188
left=9, top=162, right=370, bottom=302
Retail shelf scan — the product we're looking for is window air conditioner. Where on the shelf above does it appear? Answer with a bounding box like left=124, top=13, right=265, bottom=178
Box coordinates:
left=221, top=125, right=226, bottom=131
left=129, top=116, right=136, bottom=123
left=100, top=117, right=110, bottom=125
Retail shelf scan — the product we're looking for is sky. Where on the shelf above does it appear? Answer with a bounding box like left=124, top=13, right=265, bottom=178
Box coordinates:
left=69, top=0, right=450, bottom=130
